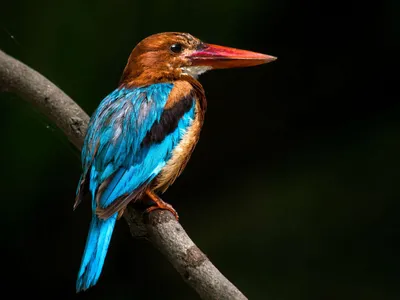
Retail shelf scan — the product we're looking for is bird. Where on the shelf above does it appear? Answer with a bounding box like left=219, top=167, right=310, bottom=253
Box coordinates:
left=73, top=32, right=276, bottom=292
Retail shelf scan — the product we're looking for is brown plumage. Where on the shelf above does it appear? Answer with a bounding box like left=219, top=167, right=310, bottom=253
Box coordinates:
left=120, top=32, right=206, bottom=87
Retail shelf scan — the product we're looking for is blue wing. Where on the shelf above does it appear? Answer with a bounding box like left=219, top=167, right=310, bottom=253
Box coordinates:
left=75, top=82, right=196, bottom=291
left=75, top=82, right=195, bottom=218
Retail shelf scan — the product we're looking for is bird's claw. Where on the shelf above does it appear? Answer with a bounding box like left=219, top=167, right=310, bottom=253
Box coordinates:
left=145, top=203, right=179, bottom=221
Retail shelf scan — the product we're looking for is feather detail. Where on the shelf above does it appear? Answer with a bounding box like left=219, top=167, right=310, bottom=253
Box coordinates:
left=76, top=212, right=117, bottom=292
left=97, top=98, right=197, bottom=218
left=96, top=183, right=147, bottom=220
left=164, top=80, right=193, bottom=109
left=74, top=171, right=90, bottom=210
left=76, top=83, right=173, bottom=209
left=142, top=92, right=194, bottom=146
left=152, top=77, right=206, bottom=191
left=153, top=100, right=202, bottom=192
left=74, top=80, right=201, bottom=219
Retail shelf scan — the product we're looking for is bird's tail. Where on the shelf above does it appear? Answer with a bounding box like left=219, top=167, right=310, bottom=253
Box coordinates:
left=76, top=213, right=117, bottom=292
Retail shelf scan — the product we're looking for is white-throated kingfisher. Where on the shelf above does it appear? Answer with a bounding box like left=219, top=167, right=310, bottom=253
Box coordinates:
left=74, top=32, right=276, bottom=292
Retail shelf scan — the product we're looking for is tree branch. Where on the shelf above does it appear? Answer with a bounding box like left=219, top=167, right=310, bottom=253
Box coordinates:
left=0, top=49, right=247, bottom=300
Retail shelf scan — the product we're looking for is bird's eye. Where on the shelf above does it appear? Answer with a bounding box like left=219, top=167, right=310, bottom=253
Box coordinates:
left=170, top=43, right=183, bottom=53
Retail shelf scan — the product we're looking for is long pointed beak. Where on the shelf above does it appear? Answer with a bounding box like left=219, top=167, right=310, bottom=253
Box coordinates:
left=188, top=43, right=277, bottom=69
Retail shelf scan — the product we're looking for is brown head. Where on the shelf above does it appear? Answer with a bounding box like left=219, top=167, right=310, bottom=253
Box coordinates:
left=120, top=32, right=276, bottom=87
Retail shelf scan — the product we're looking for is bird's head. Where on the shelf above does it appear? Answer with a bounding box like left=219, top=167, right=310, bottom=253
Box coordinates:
left=120, top=32, right=276, bottom=87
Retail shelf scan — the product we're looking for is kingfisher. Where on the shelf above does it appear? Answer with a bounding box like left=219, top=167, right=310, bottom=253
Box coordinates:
left=74, top=32, right=276, bottom=292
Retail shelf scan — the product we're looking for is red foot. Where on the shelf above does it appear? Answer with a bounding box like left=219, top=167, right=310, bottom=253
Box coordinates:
left=144, top=190, right=179, bottom=221
left=145, top=203, right=179, bottom=221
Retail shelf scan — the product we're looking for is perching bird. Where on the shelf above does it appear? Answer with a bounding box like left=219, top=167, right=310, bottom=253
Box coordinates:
left=74, top=32, right=276, bottom=292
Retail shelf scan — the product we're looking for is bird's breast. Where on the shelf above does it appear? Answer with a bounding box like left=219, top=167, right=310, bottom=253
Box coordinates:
left=153, top=100, right=203, bottom=192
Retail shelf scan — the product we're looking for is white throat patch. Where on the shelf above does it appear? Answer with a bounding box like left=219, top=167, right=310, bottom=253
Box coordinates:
left=181, top=66, right=212, bottom=78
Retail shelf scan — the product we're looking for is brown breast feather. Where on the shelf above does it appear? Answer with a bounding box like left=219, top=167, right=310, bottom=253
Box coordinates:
left=153, top=80, right=205, bottom=192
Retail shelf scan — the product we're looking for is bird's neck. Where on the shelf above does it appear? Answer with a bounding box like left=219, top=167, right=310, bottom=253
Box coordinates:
left=120, top=72, right=207, bottom=115
left=118, top=56, right=207, bottom=112
left=119, top=54, right=182, bottom=88
left=119, top=69, right=181, bottom=88
left=182, top=75, right=207, bottom=113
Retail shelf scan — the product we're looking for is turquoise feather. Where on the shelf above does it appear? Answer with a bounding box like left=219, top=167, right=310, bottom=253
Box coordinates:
left=76, top=83, right=195, bottom=291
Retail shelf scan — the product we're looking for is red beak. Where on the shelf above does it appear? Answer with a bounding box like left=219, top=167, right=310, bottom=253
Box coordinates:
left=188, top=43, right=276, bottom=69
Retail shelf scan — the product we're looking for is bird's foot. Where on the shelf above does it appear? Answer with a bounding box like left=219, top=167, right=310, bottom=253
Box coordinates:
left=145, top=203, right=179, bottom=221
left=144, top=190, right=179, bottom=221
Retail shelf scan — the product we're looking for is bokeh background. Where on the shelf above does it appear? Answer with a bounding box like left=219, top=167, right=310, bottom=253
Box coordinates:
left=1, top=0, right=399, bottom=299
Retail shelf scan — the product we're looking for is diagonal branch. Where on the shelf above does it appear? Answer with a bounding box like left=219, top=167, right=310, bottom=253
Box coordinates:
left=0, top=49, right=247, bottom=300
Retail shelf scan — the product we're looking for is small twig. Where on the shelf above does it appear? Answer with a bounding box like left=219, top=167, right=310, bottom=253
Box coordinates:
left=0, top=49, right=247, bottom=300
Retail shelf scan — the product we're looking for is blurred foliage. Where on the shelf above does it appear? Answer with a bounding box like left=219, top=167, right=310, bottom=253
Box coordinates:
left=0, top=0, right=398, bottom=299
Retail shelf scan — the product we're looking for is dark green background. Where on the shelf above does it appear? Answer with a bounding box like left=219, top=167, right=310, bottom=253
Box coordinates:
left=1, top=0, right=399, bottom=299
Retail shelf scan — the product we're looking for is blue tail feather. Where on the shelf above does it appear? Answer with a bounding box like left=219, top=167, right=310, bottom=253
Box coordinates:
left=76, top=213, right=117, bottom=292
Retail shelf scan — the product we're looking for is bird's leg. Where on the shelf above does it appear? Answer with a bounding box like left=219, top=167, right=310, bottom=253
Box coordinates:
left=144, top=190, right=179, bottom=221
